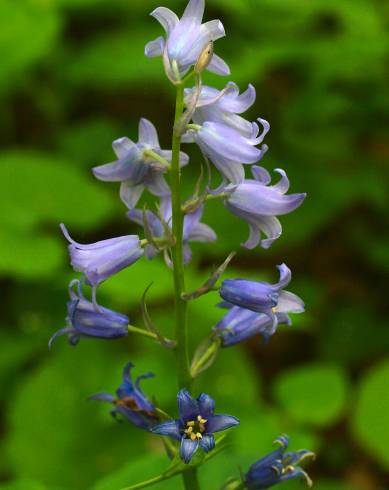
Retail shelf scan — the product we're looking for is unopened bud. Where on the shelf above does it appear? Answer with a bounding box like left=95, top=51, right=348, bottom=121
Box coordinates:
left=195, top=41, right=214, bottom=73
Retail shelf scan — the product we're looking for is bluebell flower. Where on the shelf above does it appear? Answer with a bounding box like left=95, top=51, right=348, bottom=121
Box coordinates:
left=93, top=118, right=188, bottom=209
left=214, top=305, right=292, bottom=347
left=90, top=362, right=159, bottom=430
left=145, top=0, right=229, bottom=81
left=223, top=166, right=306, bottom=248
left=245, top=435, right=315, bottom=489
left=60, top=224, right=143, bottom=306
left=219, top=264, right=304, bottom=330
left=184, top=120, right=269, bottom=184
left=49, top=280, right=129, bottom=348
left=128, top=196, right=216, bottom=265
left=185, top=82, right=258, bottom=138
left=151, top=389, right=239, bottom=463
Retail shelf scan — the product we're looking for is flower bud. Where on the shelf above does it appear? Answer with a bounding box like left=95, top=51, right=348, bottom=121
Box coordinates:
left=195, top=41, right=214, bottom=73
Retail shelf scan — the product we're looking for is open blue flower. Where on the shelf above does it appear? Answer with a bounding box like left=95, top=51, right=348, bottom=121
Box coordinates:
left=128, top=196, right=216, bottom=265
left=90, top=362, right=159, bottom=431
left=145, top=0, right=229, bottom=80
left=185, top=82, right=258, bottom=138
left=93, top=118, right=188, bottom=209
left=60, top=224, right=143, bottom=306
left=184, top=120, right=269, bottom=184
left=219, top=264, right=304, bottom=331
left=151, top=389, right=239, bottom=463
left=223, top=166, right=306, bottom=248
left=49, top=280, right=128, bottom=348
left=214, top=305, right=292, bottom=347
left=245, top=435, right=315, bottom=489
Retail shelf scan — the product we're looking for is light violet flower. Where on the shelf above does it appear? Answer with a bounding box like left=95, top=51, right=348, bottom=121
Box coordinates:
left=92, top=118, right=188, bottom=209
left=184, top=82, right=258, bottom=137
left=245, top=435, right=315, bottom=489
left=145, top=0, right=229, bottom=81
left=151, top=389, right=239, bottom=463
left=90, top=362, right=159, bottom=431
left=219, top=264, right=304, bottom=329
left=223, top=166, right=306, bottom=249
left=214, top=305, right=292, bottom=347
left=184, top=120, right=269, bottom=184
left=60, top=224, right=143, bottom=306
left=127, top=196, right=216, bottom=265
left=49, top=280, right=129, bottom=348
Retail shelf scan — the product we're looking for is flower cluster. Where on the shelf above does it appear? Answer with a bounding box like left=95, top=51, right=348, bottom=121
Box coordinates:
left=50, top=0, right=315, bottom=486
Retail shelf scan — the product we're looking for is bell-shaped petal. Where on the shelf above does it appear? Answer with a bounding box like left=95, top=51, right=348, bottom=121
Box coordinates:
left=245, top=435, right=314, bottom=489
left=90, top=362, right=159, bottom=431
left=224, top=167, right=306, bottom=248
left=145, top=0, right=228, bottom=79
left=220, top=279, right=278, bottom=313
left=151, top=388, right=238, bottom=464
left=180, top=438, right=199, bottom=464
left=60, top=224, right=144, bottom=287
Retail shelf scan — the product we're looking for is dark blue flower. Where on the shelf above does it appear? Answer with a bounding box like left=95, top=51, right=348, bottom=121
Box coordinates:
left=145, top=0, right=229, bottom=81
left=128, top=196, right=216, bottom=265
left=49, top=280, right=128, bottom=348
left=151, top=389, right=239, bottom=463
left=92, top=118, right=188, bottom=209
left=60, top=224, right=143, bottom=307
left=245, top=435, right=315, bottom=489
left=214, top=305, right=292, bottom=347
left=219, top=264, right=304, bottom=332
left=90, top=362, right=159, bottom=431
left=223, top=166, right=306, bottom=249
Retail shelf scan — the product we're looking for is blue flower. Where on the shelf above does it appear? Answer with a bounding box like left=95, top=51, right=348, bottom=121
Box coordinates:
left=245, top=435, right=315, bottom=489
left=185, top=82, right=258, bottom=138
left=49, top=280, right=129, bottom=348
left=184, top=120, right=269, bottom=184
left=128, top=196, right=216, bottom=265
left=92, top=118, right=188, bottom=209
left=219, top=264, right=304, bottom=331
left=214, top=305, right=292, bottom=347
left=145, top=0, right=229, bottom=81
left=151, top=389, right=239, bottom=463
left=90, top=362, right=159, bottom=431
left=60, top=224, right=143, bottom=306
left=223, top=166, right=306, bottom=249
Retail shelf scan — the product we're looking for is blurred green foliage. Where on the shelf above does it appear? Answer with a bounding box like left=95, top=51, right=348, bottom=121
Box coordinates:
left=0, top=0, right=388, bottom=489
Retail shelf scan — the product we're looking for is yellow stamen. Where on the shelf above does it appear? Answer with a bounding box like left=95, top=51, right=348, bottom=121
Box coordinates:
left=187, top=421, right=195, bottom=427
left=190, top=433, right=197, bottom=441
left=196, top=432, right=202, bottom=439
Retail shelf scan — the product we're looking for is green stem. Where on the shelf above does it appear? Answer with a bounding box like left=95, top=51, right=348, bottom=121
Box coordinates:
left=127, top=325, right=158, bottom=341
left=171, top=82, right=191, bottom=390
left=121, top=473, right=176, bottom=490
left=170, top=83, right=200, bottom=490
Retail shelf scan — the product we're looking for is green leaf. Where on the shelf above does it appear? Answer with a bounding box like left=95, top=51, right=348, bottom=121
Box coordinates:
left=273, top=364, right=349, bottom=427
left=353, top=360, right=389, bottom=469
left=0, top=480, right=48, bottom=490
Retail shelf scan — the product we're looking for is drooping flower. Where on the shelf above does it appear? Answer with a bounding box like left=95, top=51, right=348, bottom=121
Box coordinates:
left=92, top=118, right=188, bottom=209
left=184, top=120, right=269, bottom=184
left=49, top=280, right=129, bottom=348
left=151, top=389, right=239, bottom=463
left=127, top=196, right=216, bottom=265
left=214, top=304, right=292, bottom=347
left=145, top=0, right=229, bottom=81
left=90, top=362, right=159, bottom=430
left=223, top=166, right=306, bottom=248
left=219, top=264, right=304, bottom=329
left=60, top=224, right=143, bottom=305
left=185, top=82, right=258, bottom=137
left=245, top=435, right=315, bottom=489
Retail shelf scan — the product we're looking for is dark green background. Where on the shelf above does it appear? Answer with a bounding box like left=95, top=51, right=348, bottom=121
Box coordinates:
left=1, top=0, right=388, bottom=489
